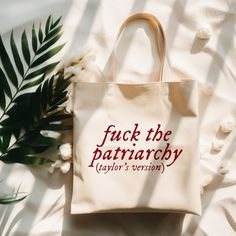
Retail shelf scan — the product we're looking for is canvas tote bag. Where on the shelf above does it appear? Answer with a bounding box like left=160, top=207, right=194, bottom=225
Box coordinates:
left=72, top=13, right=201, bottom=215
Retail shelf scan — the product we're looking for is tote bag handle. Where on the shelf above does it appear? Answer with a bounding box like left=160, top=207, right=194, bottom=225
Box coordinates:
left=111, top=13, right=166, bottom=82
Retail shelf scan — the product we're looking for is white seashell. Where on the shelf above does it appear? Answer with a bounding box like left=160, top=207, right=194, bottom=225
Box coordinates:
left=59, top=143, right=72, bottom=160
left=48, top=165, right=55, bottom=174
left=219, top=162, right=231, bottom=175
left=220, top=117, right=235, bottom=133
left=202, top=83, right=214, bottom=96
left=52, top=160, right=63, bottom=168
left=212, top=139, right=224, bottom=152
left=197, top=24, right=213, bottom=40
left=60, top=161, right=71, bottom=174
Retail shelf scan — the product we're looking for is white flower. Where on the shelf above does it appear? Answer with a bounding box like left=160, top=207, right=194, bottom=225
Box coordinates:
left=59, top=143, right=72, bottom=160
left=220, top=117, right=235, bottom=133
left=64, top=66, right=82, bottom=78
left=76, top=46, right=96, bottom=62
left=62, top=46, right=97, bottom=81
left=40, top=130, right=61, bottom=139
left=212, top=139, right=224, bottom=152
left=197, top=24, right=213, bottom=40
left=60, top=161, right=71, bottom=174
left=70, top=69, right=94, bottom=83
left=52, top=159, right=63, bottom=168
left=48, top=164, right=55, bottom=174
left=219, top=161, right=231, bottom=175
left=65, top=99, right=73, bottom=114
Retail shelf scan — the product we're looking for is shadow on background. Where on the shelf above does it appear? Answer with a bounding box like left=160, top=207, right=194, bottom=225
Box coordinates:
left=1, top=0, right=236, bottom=235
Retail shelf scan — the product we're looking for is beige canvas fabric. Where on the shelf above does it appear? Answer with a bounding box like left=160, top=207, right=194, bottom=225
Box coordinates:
left=72, top=13, right=201, bottom=215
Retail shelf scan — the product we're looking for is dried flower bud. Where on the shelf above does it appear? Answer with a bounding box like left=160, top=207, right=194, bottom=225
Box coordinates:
left=59, top=143, right=72, bottom=160
left=64, top=66, right=82, bottom=78
left=220, top=117, right=235, bottom=133
left=60, top=161, right=71, bottom=174
left=212, top=139, right=224, bottom=152
left=53, top=160, right=63, bottom=168
left=197, top=24, right=213, bottom=40
left=48, top=164, right=55, bottom=174
left=219, top=162, right=231, bottom=175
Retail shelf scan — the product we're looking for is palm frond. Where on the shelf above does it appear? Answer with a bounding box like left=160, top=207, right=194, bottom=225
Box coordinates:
left=0, top=15, right=64, bottom=120
left=0, top=15, right=72, bottom=166
left=0, top=193, right=27, bottom=204
left=0, top=71, right=72, bottom=165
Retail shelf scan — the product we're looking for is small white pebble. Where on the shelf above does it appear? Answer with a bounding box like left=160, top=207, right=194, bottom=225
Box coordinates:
left=202, top=83, right=214, bottom=96
left=220, top=117, right=235, bottom=133
left=212, top=139, right=224, bottom=152
left=53, top=160, right=63, bottom=168
left=219, top=162, right=231, bottom=175
left=59, top=143, right=72, bottom=160
left=197, top=24, right=213, bottom=40
left=60, top=161, right=71, bottom=174
left=48, top=165, right=55, bottom=174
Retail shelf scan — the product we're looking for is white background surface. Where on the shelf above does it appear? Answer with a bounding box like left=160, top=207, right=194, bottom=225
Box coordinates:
left=0, top=0, right=236, bottom=235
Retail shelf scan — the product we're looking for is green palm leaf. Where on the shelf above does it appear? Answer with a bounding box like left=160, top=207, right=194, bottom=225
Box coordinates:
left=45, top=15, right=52, bottom=34
left=11, top=31, right=25, bottom=76
left=0, top=15, right=71, bottom=167
left=21, top=30, right=31, bottom=65
left=51, top=16, right=62, bottom=29
left=0, top=192, right=28, bottom=204
left=21, top=74, right=45, bottom=90
left=38, top=23, right=43, bottom=44
left=32, top=24, right=38, bottom=53
left=37, top=33, right=62, bottom=54
left=0, top=36, right=18, bottom=88
left=45, top=25, right=62, bottom=41
left=31, top=44, right=65, bottom=67
left=0, top=68, right=12, bottom=98
left=25, top=62, right=59, bottom=80
left=1, top=147, right=53, bottom=165
left=0, top=86, right=6, bottom=109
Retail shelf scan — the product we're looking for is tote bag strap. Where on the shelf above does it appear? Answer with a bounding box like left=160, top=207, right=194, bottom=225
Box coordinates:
left=111, top=13, right=166, bottom=82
